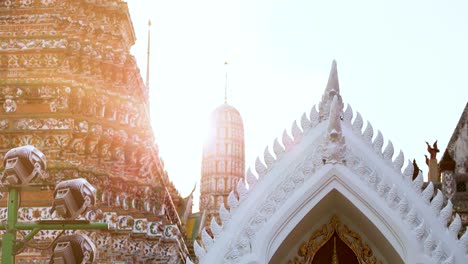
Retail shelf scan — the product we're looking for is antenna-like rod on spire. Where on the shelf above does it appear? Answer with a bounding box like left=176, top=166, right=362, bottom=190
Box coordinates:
left=224, top=61, right=228, bottom=103
left=145, top=19, right=152, bottom=89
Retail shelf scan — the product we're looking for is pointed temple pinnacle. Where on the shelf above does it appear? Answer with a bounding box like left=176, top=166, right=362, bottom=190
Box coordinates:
left=145, top=19, right=152, bottom=89
left=319, top=60, right=343, bottom=121
left=326, top=59, right=340, bottom=96
left=224, top=61, right=228, bottom=104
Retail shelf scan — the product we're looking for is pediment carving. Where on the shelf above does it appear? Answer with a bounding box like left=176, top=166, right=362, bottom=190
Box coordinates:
left=197, top=61, right=467, bottom=264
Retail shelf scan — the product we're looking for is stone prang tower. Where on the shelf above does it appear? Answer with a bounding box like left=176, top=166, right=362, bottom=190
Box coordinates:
left=200, top=102, right=245, bottom=227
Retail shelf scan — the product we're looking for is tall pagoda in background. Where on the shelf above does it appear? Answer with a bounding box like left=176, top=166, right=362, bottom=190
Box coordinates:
left=200, top=99, right=245, bottom=228
left=0, top=0, right=189, bottom=263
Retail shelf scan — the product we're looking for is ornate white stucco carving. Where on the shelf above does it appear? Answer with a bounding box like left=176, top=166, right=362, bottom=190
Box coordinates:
left=236, top=180, right=248, bottom=201
left=281, top=129, right=294, bottom=152
left=352, top=111, right=363, bottom=134
left=309, top=105, right=319, bottom=127
left=300, top=112, right=311, bottom=130
left=210, top=217, right=222, bottom=238
left=362, top=121, right=373, bottom=143
left=431, top=190, right=444, bottom=215
left=373, top=130, right=384, bottom=155
left=343, top=104, right=353, bottom=124
left=422, top=182, right=435, bottom=204
left=219, top=203, right=231, bottom=226
left=273, top=138, right=285, bottom=160
left=194, top=240, right=206, bottom=259
left=440, top=200, right=453, bottom=226
left=246, top=167, right=258, bottom=188
left=320, top=95, right=346, bottom=164
left=196, top=61, right=466, bottom=264
left=403, top=159, right=414, bottom=181
left=393, top=150, right=404, bottom=171
left=263, top=146, right=275, bottom=169
left=291, top=120, right=303, bottom=143
left=449, top=214, right=462, bottom=239
left=201, top=228, right=214, bottom=251
left=255, top=157, right=267, bottom=178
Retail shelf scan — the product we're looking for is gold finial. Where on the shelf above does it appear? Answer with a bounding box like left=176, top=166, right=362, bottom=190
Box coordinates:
left=331, top=237, right=339, bottom=264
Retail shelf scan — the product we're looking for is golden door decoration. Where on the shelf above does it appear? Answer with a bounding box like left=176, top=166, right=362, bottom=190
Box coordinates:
left=287, top=215, right=383, bottom=264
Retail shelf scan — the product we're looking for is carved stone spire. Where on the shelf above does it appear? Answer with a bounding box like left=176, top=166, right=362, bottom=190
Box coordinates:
left=319, top=60, right=343, bottom=121
left=326, top=60, right=340, bottom=94
left=321, top=95, right=346, bottom=164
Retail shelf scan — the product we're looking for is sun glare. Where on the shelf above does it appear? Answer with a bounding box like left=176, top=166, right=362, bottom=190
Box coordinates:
left=127, top=0, right=468, bottom=212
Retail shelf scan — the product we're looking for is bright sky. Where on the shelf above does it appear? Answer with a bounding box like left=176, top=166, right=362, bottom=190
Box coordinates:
left=127, top=0, right=468, bottom=211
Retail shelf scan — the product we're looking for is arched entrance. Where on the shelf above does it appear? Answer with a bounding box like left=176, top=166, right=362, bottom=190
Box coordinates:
left=268, top=187, right=403, bottom=264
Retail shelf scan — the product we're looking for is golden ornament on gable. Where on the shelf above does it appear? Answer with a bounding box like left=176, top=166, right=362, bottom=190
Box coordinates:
left=288, top=215, right=382, bottom=264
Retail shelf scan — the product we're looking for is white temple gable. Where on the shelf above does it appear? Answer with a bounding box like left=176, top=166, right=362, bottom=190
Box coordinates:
left=192, top=61, right=468, bottom=264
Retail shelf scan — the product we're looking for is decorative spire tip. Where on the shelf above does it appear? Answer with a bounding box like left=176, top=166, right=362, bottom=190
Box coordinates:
left=145, top=19, right=152, bottom=89
left=319, top=60, right=342, bottom=121
left=224, top=61, right=228, bottom=104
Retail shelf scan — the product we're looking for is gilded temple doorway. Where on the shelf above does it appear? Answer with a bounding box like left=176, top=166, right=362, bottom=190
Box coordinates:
left=287, top=215, right=381, bottom=264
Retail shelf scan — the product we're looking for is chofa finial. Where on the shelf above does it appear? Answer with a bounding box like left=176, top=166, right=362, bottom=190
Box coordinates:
left=425, top=140, right=441, bottom=182
left=319, top=60, right=343, bottom=121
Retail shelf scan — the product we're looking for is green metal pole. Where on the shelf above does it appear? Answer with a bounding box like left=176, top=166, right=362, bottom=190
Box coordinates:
left=12, top=223, right=108, bottom=253
left=10, top=222, right=108, bottom=255
left=2, top=187, right=19, bottom=264
left=14, top=228, right=40, bottom=254
left=0, top=185, right=109, bottom=262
